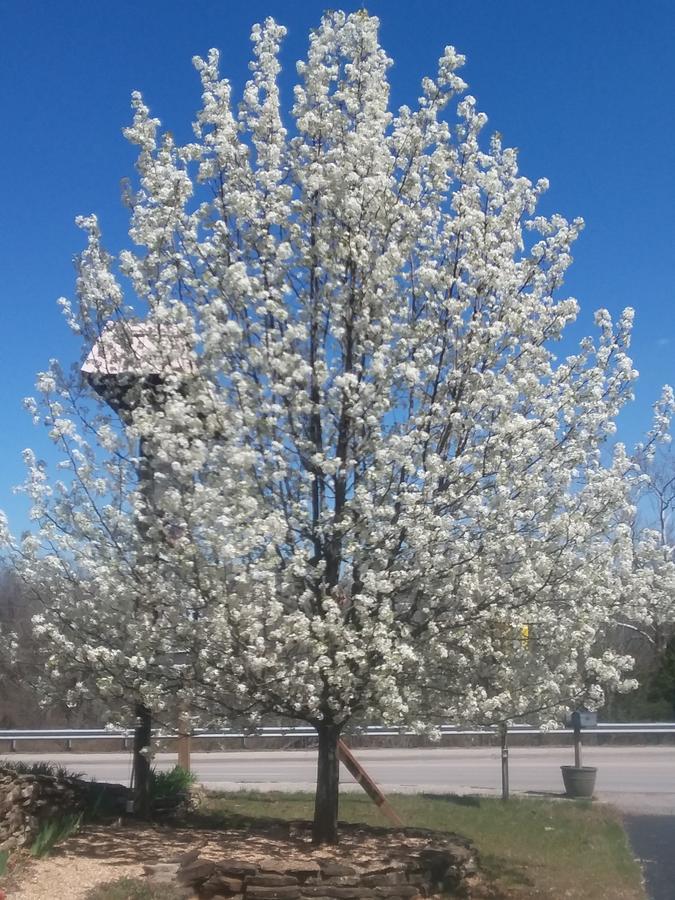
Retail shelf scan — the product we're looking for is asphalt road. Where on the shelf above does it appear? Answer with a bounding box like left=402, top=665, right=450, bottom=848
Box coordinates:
left=623, top=814, right=675, bottom=900
left=4, top=745, right=674, bottom=811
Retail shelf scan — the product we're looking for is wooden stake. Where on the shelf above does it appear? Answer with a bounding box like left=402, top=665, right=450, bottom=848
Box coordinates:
left=177, top=710, right=191, bottom=772
left=338, top=739, right=403, bottom=827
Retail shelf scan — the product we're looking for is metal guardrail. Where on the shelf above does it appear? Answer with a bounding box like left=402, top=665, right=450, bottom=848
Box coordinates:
left=1, top=722, right=674, bottom=751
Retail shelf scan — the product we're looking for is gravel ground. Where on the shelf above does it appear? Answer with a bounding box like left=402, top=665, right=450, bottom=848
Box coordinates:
left=6, top=822, right=194, bottom=899
left=10, top=855, right=142, bottom=899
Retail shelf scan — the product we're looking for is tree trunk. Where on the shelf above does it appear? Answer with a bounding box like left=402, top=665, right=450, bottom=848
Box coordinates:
left=313, top=722, right=341, bottom=845
left=133, top=703, right=152, bottom=817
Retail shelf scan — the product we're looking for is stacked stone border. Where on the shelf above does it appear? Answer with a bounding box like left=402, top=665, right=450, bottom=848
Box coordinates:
left=146, top=822, right=479, bottom=898
left=0, top=766, right=130, bottom=852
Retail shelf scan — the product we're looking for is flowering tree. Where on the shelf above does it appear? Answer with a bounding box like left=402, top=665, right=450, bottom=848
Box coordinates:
left=610, top=442, right=675, bottom=712
left=2, top=11, right=671, bottom=843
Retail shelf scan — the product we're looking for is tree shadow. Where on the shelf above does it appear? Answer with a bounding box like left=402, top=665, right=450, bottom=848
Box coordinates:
left=421, top=792, right=482, bottom=807
left=522, top=789, right=566, bottom=799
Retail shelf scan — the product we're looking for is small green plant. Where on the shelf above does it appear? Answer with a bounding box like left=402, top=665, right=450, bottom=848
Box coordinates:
left=0, top=849, right=9, bottom=877
left=0, top=759, right=83, bottom=779
left=149, top=765, right=196, bottom=810
left=55, top=764, right=84, bottom=780
left=0, top=760, right=53, bottom=776
left=85, top=877, right=187, bottom=899
left=30, top=812, right=83, bottom=858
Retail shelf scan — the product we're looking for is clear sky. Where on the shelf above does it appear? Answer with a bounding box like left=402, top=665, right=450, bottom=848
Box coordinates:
left=0, top=0, right=673, bottom=530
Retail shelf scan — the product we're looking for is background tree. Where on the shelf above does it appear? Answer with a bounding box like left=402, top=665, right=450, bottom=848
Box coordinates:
left=607, top=445, right=675, bottom=719
left=2, top=11, right=672, bottom=843
left=0, top=568, right=106, bottom=728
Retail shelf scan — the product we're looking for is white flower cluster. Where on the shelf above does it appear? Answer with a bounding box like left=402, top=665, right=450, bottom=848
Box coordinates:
left=2, top=11, right=672, bottom=733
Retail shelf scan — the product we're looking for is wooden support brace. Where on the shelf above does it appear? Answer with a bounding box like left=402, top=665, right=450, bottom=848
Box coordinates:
left=338, top=739, right=403, bottom=827
left=177, top=711, right=191, bottom=772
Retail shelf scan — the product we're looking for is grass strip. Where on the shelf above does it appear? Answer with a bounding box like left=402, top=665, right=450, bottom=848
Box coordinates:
left=200, top=790, right=644, bottom=899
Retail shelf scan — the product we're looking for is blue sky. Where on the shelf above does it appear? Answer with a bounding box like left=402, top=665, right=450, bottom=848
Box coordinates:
left=0, top=0, right=673, bottom=530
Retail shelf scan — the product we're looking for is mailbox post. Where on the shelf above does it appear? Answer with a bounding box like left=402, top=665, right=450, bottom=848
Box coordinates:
left=561, top=709, right=598, bottom=798
left=568, top=709, right=598, bottom=768
left=572, top=711, right=583, bottom=768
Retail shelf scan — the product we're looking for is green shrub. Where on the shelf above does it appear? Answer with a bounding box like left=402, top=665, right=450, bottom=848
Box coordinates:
left=0, top=759, right=83, bottom=779
left=30, top=812, right=83, bottom=858
left=149, top=765, right=196, bottom=810
left=55, top=764, right=85, bottom=780
left=0, top=849, right=8, bottom=877
left=1, top=760, right=54, bottom=776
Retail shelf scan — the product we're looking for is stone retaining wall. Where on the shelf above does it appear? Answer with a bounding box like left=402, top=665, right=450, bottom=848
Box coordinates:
left=147, top=830, right=478, bottom=898
left=0, top=769, right=81, bottom=852
left=0, top=767, right=130, bottom=852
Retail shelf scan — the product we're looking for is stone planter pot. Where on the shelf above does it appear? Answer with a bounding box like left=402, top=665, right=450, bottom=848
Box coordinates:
left=561, top=765, right=597, bottom=798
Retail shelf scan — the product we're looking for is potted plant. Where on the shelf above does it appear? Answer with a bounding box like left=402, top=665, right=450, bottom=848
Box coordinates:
left=561, top=711, right=597, bottom=798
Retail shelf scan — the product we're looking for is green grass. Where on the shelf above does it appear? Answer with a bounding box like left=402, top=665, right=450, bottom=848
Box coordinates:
left=199, top=790, right=645, bottom=899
